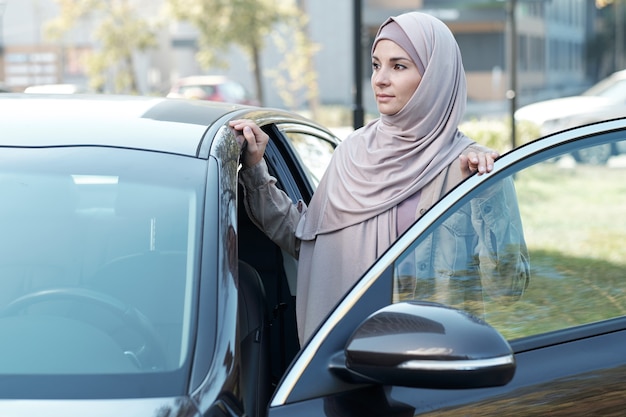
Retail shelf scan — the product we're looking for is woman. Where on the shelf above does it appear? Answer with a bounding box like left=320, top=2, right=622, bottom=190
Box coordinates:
left=231, top=12, right=510, bottom=344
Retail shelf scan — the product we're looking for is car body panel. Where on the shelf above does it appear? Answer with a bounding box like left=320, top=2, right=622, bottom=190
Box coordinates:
left=515, top=95, right=616, bottom=127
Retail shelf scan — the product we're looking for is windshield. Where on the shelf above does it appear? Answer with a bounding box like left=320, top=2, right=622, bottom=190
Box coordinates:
left=0, top=147, right=206, bottom=397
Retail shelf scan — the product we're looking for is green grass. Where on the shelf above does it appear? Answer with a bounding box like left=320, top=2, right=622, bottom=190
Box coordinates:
left=486, top=250, right=626, bottom=339
left=515, top=161, right=626, bottom=261
left=484, top=161, right=626, bottom=339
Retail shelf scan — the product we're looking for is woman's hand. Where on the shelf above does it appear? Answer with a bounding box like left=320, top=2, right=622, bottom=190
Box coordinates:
left=228, top=119, right=269, bottom=168
left=459, top=150, right=500, bottom=178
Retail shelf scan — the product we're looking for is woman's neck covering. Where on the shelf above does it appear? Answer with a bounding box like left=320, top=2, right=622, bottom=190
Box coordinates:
left=297, top=12, right=474, bottom=239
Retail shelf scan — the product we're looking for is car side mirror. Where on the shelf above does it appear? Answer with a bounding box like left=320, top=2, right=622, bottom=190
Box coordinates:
left=330, top=301, right=515, bottom=389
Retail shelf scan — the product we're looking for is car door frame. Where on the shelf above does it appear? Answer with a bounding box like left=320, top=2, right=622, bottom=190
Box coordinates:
left=268, top=118, right=626, bottom=415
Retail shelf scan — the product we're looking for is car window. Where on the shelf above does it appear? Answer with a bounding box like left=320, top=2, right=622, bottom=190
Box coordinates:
left=0, top=148, right=205, bottom=379
left=280, top=128, right=336, bottom=187
left=391, top=136, right=626, bottom=341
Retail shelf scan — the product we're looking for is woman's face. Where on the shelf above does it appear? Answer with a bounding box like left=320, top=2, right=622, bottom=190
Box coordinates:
left=371, top=39, right=422, bottom=116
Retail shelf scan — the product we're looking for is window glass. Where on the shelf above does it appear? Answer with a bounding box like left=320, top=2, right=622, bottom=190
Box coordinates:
left=283, top=131, right=335, bottom=187
left=0, top=148, right=204, bottom=376
left=393, top=138, right=626, bottom=340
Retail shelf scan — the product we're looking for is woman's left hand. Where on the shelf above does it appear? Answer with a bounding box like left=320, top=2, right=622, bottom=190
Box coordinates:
left=460, top=150, right=500, bottom=178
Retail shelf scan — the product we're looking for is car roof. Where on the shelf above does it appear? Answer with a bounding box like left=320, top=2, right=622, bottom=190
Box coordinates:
left=0, top=93, right=254, bottom=157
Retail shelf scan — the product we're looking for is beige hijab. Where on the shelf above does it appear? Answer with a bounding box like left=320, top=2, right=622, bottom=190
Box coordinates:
left=298, top=12, right=473, bottom=240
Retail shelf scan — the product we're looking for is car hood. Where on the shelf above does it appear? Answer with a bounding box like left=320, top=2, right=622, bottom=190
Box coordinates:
left=0, top=396, right=200, bottom=417
left=515, top=95, right=615, bottom=125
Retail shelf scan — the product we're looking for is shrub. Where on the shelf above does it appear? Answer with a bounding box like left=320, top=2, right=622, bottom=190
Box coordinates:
left=460, top=117, right=541, bottom=153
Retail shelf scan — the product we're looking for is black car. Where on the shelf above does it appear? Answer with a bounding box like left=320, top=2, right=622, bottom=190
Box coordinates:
left=0, top=94, right=624, bottom=416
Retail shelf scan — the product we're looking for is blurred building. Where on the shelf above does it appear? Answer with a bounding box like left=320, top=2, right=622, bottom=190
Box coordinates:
left=365, top=0, right=600, bottom=105
left=0, top=0, right=610, bottom=114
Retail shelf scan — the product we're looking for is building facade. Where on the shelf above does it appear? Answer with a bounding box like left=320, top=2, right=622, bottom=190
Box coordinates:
left=0, top=0, right=605, bottom=116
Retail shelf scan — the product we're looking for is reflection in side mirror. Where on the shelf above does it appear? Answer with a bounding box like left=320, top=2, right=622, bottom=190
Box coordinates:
left=330, top=301, right=515, bottom=389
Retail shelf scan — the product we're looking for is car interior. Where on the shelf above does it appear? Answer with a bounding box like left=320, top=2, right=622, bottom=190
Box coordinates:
left=235, top=126, right=312, bottom=409
left=237, top=181, right=300, bottom=389
left=0, top=171, right=195, bottom=374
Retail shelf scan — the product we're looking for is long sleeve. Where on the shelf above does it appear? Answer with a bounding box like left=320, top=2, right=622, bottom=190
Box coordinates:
left=238, top=159, right=303, bottom=259
left=470, top=177, right=531, bottom=301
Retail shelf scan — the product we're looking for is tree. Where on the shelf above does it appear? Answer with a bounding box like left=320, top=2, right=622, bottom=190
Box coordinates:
left=267, top=5, right=320, bottom=114
left=46, top=0, right=158, bottom=93
left=165, top=0, right=318, bottom=108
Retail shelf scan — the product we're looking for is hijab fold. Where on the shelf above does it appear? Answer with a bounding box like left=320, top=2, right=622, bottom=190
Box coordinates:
left=298, top=12, right=474, bottom=240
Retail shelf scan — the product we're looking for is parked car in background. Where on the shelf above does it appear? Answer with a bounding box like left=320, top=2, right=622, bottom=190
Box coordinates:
left=0, top=94, right=625, bottom=416
left=167, top=75, right=259, bottom=105
left=23, top=83, right=89, bottom=94
left=515, top=69, right=626, bottom=164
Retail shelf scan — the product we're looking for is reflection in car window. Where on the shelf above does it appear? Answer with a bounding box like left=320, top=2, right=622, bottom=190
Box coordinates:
left=0, top=150, right=203, bottom=375
left=283, top=131, right=335, bottom=187
left=393, top=137, right=626, bottom=341
left=393, top=177, right=530, bottom=318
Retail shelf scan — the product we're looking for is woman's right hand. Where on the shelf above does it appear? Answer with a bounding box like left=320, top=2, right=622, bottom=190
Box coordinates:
left=228, top=119, right=269, bottom=168
left=459, top=150, right=499, bottom=178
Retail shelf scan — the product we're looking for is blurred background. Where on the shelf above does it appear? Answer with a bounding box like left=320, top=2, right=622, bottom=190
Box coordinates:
left=0, top=0, right=623, bottom=149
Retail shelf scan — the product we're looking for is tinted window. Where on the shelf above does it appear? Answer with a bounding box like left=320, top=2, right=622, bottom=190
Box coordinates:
left=282, top=130, right=336, bottom=187
left=392, top=136, right=626, bottom=340
left=0, top=147, right=206, bottom=396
